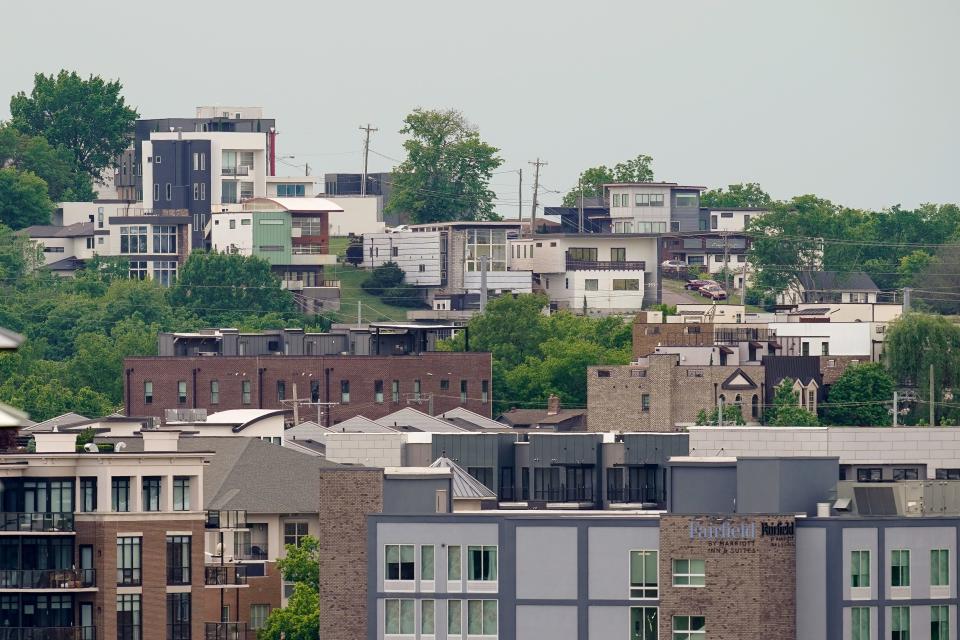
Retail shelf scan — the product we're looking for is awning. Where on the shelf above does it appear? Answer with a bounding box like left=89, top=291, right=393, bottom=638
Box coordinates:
left=768, top=340, right=782, bottom=349
left=749, top=341, right=764, bottom=348
left=718, top=346, right=734, bottom=354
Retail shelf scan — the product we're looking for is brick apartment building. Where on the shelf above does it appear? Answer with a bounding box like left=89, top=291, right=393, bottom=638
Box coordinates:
left=123, top=352, right=493, bottom=424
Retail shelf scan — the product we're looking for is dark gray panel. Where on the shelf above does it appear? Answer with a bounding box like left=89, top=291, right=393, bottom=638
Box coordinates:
left=669, top=465, right=737, bottom=514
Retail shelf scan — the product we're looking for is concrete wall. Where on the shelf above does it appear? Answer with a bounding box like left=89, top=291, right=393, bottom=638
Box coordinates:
left=326, top=195, right=385, bottom=236
left=325, top=432, right=406, bottom=466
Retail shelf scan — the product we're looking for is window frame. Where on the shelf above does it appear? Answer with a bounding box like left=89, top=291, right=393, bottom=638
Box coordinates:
left=891, top=549, right=910, bottom=587
left=117, top=536, right=142, bottom=586
left=671, top=615, right=705, bottom=639
left=629, top=550, right=658, bottom=599
left=671, top=558, right=705, bottom=587
left=850, top=549, right=870, bottom=588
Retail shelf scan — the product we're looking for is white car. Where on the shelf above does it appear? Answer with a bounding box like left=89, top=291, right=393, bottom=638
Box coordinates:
left=661, top=260, right=686, bottom=270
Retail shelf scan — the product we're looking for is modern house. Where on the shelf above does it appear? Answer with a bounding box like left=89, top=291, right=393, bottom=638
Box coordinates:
left=778, top=271, right=881, bottom=305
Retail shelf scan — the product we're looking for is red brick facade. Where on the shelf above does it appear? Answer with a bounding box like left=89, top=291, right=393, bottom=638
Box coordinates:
left=124, top=353, right=493, bottom=423
left=199, top=561, right=282, bottom=632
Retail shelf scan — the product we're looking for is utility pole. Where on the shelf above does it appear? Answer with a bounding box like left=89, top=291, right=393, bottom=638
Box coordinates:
left=892, top=391, right=898, bottom=428
left=722, top=231, right=730, bottom=303
left=359, top=123, right=378, bottom=196
left=903, top=287, right=911, bottom=312
left=517, top=169, right=523, bottom=221
left=292, top=383, right=299, bottom=425
left=305, top=162, right=311, bottom=177
left=578, top=177, right=584, bottom=233
left=357, top=300, right=362, bottom=328
left=479, top=256, right=489, bottom=312
left=930, top=362, right=936, bottom=426
left=529, top=158, right=547, bottom=235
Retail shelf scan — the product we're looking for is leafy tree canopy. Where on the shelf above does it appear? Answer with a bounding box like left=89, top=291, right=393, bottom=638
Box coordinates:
left=562, top=154, right=654, bottom=206
left=0, top=167, right=53, bottom=229
left=822, top=362, right=894, bottom=426
left=0, top=123, right=94, bottom=201
left=259, top=536, right=320, bottom=640
left=765, top=379, right=819, bottom=426
left=695, top=404, right=746, bottom=426
left=699, top=182, right=772, bottom=209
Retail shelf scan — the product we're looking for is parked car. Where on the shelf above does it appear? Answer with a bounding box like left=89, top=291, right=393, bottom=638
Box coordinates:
left=661, top=260, right=686, bottom=270
left=685, top=278, right=717, bottom=290
left=699, top=284, right=728, bottom=300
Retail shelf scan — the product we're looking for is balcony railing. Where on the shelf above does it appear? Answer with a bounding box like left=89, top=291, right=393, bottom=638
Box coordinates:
left=233, top=543, right=268, bottom=561
left=0, top=569, right=95, bottom=589
left=205, top=565, right=248, bottom=586
left=0, top=628, right=95, bottom=640
left=206, top=510, right=247, bottom=530
left=291, top=245, right=327, bottom=255
left=205, top=623, right=247, bottom=640
left=714, top=327, right=777, bottom=345
left=532, top=486, right=597, bottom=502
left=607, top=486, right=662, bottom=504
left=221, top=166, right=250, bottom=177
left=0, top=513, right=74, bottom=533
left=565, top=259, right=646, bottom=271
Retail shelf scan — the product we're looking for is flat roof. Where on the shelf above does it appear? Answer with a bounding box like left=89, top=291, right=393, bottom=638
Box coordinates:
left=603, top=182, right=706, bottom=190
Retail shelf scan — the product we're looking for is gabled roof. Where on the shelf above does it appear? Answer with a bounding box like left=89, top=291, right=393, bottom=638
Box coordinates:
left=498, top=408, right=587, bottom=427
left=329, top=415, right=398, bottom=433
left=375, top=408, right=466, bottom=433
left=46, top=257, right=87, bottom=272
left=20, top=412, right=89, bottom=433
left=721, top=368, right=758, bottom=390
left=439, top=408, right=508, bottom=430
left=24, top=222, right=94, bottom=238
left=429, top=456, right=496, bottom=500
left=285, top=420, right=333, bottom=439
left=0, top=327, right=25, bottom=350
left=762, top=355, right=822, bottom=388
left=0, top=402, right=30, bottom=428
left=797, top=271, right=879, bottom=292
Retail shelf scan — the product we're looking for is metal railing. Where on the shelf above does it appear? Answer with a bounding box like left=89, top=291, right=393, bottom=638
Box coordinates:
left=607, top=486, right=662, bottom=504
left=565, top=258, right=646, bottom=271
left=0, top=513, right=74, bottom=532
left=714, top=327, right=777, bottom=345
left=205, top=565, right=248, bottom=586
left=291, top=245, right=327, bottom=255
left=205, top=623, right=247, bottom=640
left=0, top=628, right=95, bottom=640
left=221, top=166, right=250, bottom=176
left=532, top=486, right=596, bottom=502
left=206, top=510, right=247, bottom=530
left=0, top=569, right=95, bottom=589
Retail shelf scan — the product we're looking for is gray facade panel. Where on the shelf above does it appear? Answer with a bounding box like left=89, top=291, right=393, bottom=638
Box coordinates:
left=382, top=477, right=450, bottom=515
left=842, top=526, right=879, bottom=602
left=668, top=465, right=737, bottom=514
left=736, top=458, right=838, bottom=515
left=516, top=526, right=578, bottom=599
left=516, top=605, right=577, bottom=640
left=622, top=433, right=689, bottom=467
left=884, top=526, right=956, bottom=600
left=796, top=527, right=827, bottom=640
left=588, top=605, right=630, bottom=639
left=587, top=526, right=659, bottom=600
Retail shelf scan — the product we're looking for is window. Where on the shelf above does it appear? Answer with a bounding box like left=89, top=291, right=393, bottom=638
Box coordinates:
left=672, top=615, right=705, bottom=639
left=893, top=468, right=918, bottom=481
left=154, top=184, right=160, bottom=202
left=144, top=381, right=153, bottom=404
left=193, top=153, right=199, bottom=171
left=340, top=380, right=350, bottom=404
left=630, top=550, right=658, bottom=598
left=482, top=380, right=489, bottom=404
left=936, top=469, right=960, bottom=480
left=200, top=182, right=206, bottom=200
left=448, top=545, right=462, bottom=581
left=931, top=549, right=949, bottom=586
left=421, top=600, right=435, bottom=635
left=891, top=549, right=910, bottom=587
left=129, top=260, right=148, bottom=280
left=851, top=607, right=870, bottom=640
left=117, top=594, right=142, bottom=640
left=284, top=522, right=308, bottom=547
left=413, top=379, right=422, bottom=401
left=277, top=184, right=307, bottom=197
left=634, top=193, right=665, bottom=207
left=86, top=236, right=94, bottom=250
left=630, top=607, right=658, bottom=640
left=641, top=394, right=651, bottom=412
left=467, top=546, right=497, bottom=582
left=611, top=247, right=627, bottom=262
left=568, top=247, right=598, bottom=262
left=142, top=477, right=161, bottom=511
left=467, top=600, right=497, bottom=636
left=421, top=545, right=435, bottom=581
left=166, top=536, right=191, bottom=585
left=165, top=183, right=172, bottom=201
left=383, top=600, right=415, bottom=635
left=166, top=593, right=190, bottom=640
left=675, top=193, right=698, bottom=207
left=249, top=605, right=269, bottom=631
left=613, top=194, right=621, bottom=207
left=80, top=478, right=97, bottom=512
left=857, top=468, right=882, bottom=482
left=292, top=217, right=324, bottom=235
left=851, top=550, right=870, bottom=587
left=584, top=279, right=599, bottom=291
left=822, top=342, right=830, bottom=356
left=385, top=544, right=415, bottom=581
left=240, top=181, right=254, bottom=201
left=375, top=380, right=384, bottom=404
left=613, top=279, right=640, bottom=291
left=277, top=380, right=286, bottom=402
left=117, top=537, right=142, bottom=586
left=891, top=606, right=909, bottom=640
left=120, top=225, right=148, bottom=254
left=672, top=559, right=705, bottom=587
left=153, top=261, right=178, bottom=286
left=392, top=380, right=400, bottom=403
left=210, top=380, right=219, bottom=404
left=932, top=605, right=949, bottom=640
left=222, top=181, right=238, bottom=204
left=465, top=228, right=508, bottom=272
left=155, top=155, right=162, bottom=164
left=460, top=380, right=468, bottom=403
left=151, top=225, right=178, bottom=254
left=112, top=477, right=130, bottom=512
left=801, top=342, right=810, bottom=356
left=448, top=600, right=462, bottom=636
left=241, top=380, right=251, bottom=405
left=173, top=477, right=190, bottom=511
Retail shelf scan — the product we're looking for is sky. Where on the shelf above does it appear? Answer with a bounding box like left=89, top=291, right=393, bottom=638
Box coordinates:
left=1, top=0, right=958, bottom=218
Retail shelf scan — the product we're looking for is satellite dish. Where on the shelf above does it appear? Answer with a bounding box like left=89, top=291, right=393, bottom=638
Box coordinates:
left=83, top=443, right=99, bottom=453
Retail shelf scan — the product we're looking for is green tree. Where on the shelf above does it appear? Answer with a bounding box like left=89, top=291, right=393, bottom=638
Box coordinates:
left=0, top=223, right=43, bottom=281
left=823, top=362, right=894, bottom=426
left=386, top=109, right=503, bottom=223
left=9, top=71, right=138, bottom=182
left=259, top=536, right=320, bottom=640
left=0, top=124, right=94, bottom=201
left=886, top=313, right=960, bottom=423
left=699, top=183, right=773, bottom=209
left=562, top=154, right=654, bottom=206
left=276, top=536, right=319, bottom=592
left=765, top=379, right=819, bottom=426
left=0, top=167, right=53, bottom=228
left=695, top=405, right=746, bottom=426
left=441, top=294, right=549, bottom=368
left=361, top=262, right=405, bottom=296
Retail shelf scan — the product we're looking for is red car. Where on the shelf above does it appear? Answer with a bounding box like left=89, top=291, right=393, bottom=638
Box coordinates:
left=699, top=284, right=728, bottom=300
left=685, top=279, right=717, bottom=290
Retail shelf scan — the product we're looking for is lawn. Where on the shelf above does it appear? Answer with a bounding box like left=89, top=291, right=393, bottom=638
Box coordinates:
left=325, top=237, right=413, bottom=323
left=661, top=276, right=765, bottom=313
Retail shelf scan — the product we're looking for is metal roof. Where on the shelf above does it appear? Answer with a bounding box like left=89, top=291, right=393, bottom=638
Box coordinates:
left=429, top=456, right=496, bottom=500
left=243, top=197, right=344, bottom=213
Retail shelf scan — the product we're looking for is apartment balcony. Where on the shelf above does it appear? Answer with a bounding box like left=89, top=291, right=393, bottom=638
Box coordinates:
left=204, top=565, right=248, bottom=587
left=532, top=486, right=597, bottom=504
left=0, top=513, right=74, bottom=533
left=565, top=258, right=646, bottom=271
left=0, top=569, right=95, bottom=590
left=205, top=622, right=247, bottom=640
left=0, top=627, right=95, bottom=640
left=607, top=486, right=662, bottom=506
left=233, top=542, right=269, bottom=561
left=206, top=510, right=247, bottom=530
left=221, top=166, right=250, bottom=177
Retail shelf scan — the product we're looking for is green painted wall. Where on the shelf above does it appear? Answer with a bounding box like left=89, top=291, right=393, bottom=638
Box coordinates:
left=251, top=211, right=292, bottom=264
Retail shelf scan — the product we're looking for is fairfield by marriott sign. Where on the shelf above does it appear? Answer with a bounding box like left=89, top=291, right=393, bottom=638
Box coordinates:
left=689, top=519, right=795, bottom=541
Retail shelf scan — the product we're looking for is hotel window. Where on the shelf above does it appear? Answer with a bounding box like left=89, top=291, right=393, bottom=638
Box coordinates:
left=166, top=536, right=191, bottom=585
left=467, top=546, right=497, bottom=582
left=448, top=600, right=462, bottom=636
left=611, top=247, right=626, bottom=261
left=585, top=279, right=599, bottom=291
left=467, top=600, right=497, bottom=636
left=385, top=544, right=415, bottom=581
left=384, top=599, right=415, bottom=636
left=144, top=381, right=153, bottom=404
left=641, top=394, right=651, bottom=412
left=210, top=380, right=220, bottom=404
left=166, top=593, right=191, bottom=640
left=460, top=380, right=468, bottom=403
left=80, top=478, right=97, bottom=512
left=241, top=380, right=251, bottom=405
left=931, top=549, right=949, bottom=586
left=631, top=607, right=658, bottom=640
left=931, top=605, right=949, bottom=640
left=672, top=559, right=705, bottom=587
left=117, top=537, right=142, bottom=586
left=173, top=476, right=190, bottom=511
left=392, top=380, right=400, bottom=403
left=120, top=225, right=148, bottom=254
left=340, top=380, right=350, bottom=404
left=374, top=380, right=384, bottom=404
left=851, top=607, right=870, bottom=640
left=421, top=600, right=435, bottom=635
left=152, top=225, right=178, bottom=254
left=177, top=380, right=187, bottom=404
left=117, top=594, right=142, bottom=640
left=284, top=522, right=308, bottom=547
left=891, top=549, right=910, bottom=587
left=249, top=605, right=269, bottom=631
left=482, top=380, right=489, bottom=404
left=112, top=477, right=130, bottom=512
left=415, top=545, right=434, bottom=583
left=672, top=615, right=705, bottom=639
left=142, top=476, right=161, bottom=511
left=629, top=550, right=658, bottom=598
left=448, top=545, right=462, bottom=581
left=568, top=247, right=598, bottom=262
left=857, top=468, right=882, bottom=482
left=891, top=606, right=909, bottom=640
left=850, top=550, right=870, bottom=587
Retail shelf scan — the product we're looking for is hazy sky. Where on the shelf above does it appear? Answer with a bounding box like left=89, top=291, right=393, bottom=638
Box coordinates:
left=2, top=0, right=957, bottom=217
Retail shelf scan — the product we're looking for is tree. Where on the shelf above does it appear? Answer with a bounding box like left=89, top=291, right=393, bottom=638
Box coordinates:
left=765, top=379, right=819, bottom=426
left=442, top=294, right=549, bottom=369
left=361, top=262, right=405, bottom=296
left=0, top=167, right=53, bottom=229
left=276, top=536, right=319, bottom=592
left=0, top=124, right=94, bottom=201
left=0, top=223, right=43, bottom=281
left=695, top=405, right=746, bottom=426
left=823, top=362, right=894, bottom=426
left=562, top=154, right=654, bottom=206
left=699, top=183, right=773, bottom=209
left=259, top=536, right=319, bottom=640
left=386, top=109, right=503, bottom=223
left=9, top=71, right=138, bottom=182
left=886, top=313, right=960, bottom=424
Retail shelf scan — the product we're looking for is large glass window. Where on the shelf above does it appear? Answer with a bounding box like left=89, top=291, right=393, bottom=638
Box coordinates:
left=421, top=600, right=435, bottom=635
left=384, top=599, right=415, bottom=635
left=850, top=550, right=870, bottom=587
left=931, top=549, right=949, bottom=586
left=447, top=600, right=461, bottom=635
left=277, top=184, right=306, bottom=197
left=129, top=260, right=148, bottom=280
left=465, top=228, right=507, bottom=272
left=221, top=181, right=238, bottom=204
left=672, top=616, right=704, bottom=639
left=120, top=226, right=148, bottom=254
left=891, top=549, right=910, bottom=587
left=249, top=605, right=270, bottom=631
left=153, top=261, right=178, bottom=286
left=613, top=279, right=641, bottom=291
left=630, top=550, right=658, bottom=598
left=467, top=546, right=497, bottom=582
left=567, top=247, right=598, bottom=262
left=467, top=600, right=497, bottom=636
left=118, top=594, right=142, bottom=640
left=447, top=545, right=461, bottom=581
left=152, top=225, right=178, bottom=254
left=283, top=522, right=308, bottom=547
left=891, top=606, right=909, bottom=640
left=173, top=477, right=190, bottom=511
left=166, top=536, right=191, bottom=585
left=112, top=477, right=130, bottom=512
left=421, top=545, right=435, bottom=581
left=166, top=593, right=190, bottom=640
left=932, top=605, right=949, bottom=640
left=385, top=544, right=415, bottom=581
left=142, top=477, right=161, bottom=512
left=80, top=478, right=97, bottom=512
left=292, top=217, right=325, bottom=235
left=117, top=537, right=142, bottom=586
left=851, top=607, right=870, bottom=640
left=630, top=607, right=658, bottom=640
left=672, top=559, right=705, bottom=587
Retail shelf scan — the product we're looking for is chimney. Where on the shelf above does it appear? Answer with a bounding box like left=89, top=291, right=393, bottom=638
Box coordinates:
left=142, top=430, right=180, bottom=452
left=34, top=433, right=78, bottom=453
left=546, top=394, right=561, bottom=416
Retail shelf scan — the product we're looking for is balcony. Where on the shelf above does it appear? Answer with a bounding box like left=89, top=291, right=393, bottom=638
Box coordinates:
left=233, top=542, right=269, bottom=561
left=0, top=513, right=74, bottom=533
left=714, top=327, right=777, bottom=346
left=206, top=510, right=247, bottom=530
left=221, top=166, right=250, bottom=177
left=565, top=258, right=646, bottom=271
left=205, top=565, right=248, bottom=587
left=607, top=486, right=662, bottom=505
left=0, top=569, right=95, bottom=590
left=205, top=623, right=247, bottom=640
left=0, top=628, right=95, bottom=640
left=532, top=486, right=597, bottom=503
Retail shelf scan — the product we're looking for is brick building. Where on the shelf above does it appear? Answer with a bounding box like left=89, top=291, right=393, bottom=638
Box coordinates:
left=123, top=352, right=493, bottom=424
